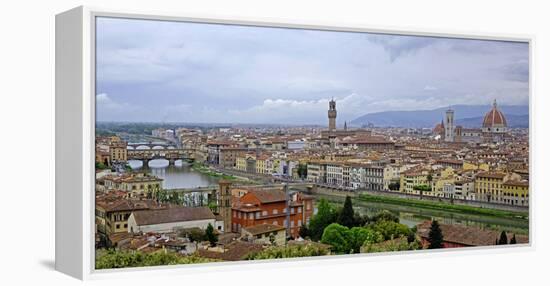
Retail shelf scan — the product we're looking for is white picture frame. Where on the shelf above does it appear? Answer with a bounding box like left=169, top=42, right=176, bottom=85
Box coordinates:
left=55, top=5, right=533, bottom=280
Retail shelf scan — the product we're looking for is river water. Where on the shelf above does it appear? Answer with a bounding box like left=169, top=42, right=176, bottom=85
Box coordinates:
left=314, top=194, right=529, bottom=235
left=127, top=160, right=528, bottom=235
left=128, top=159, right=219, bottom=189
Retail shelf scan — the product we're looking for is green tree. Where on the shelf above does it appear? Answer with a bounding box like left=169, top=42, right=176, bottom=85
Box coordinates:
left=246, top=244, right=329, bottom=260
left=388, top=181, right=400, bottom=191
left=369, top=220, right=412, bottom=241
left=205, top=223, right=218, bottom=246
left=298, top=225, right=310, bottom=238
left=297, top=164, right=308, bottom=179
left=338, top=196, right=355, bottom=228
left=427, top=220, right=444, bottom=249
left=510, top=234, right=517, bottom=244
left=95, top=249, right=218, bottom=269
left=320, top=223, right=351, bottom=254
left=498, top=231, right=508, bottom=245
left=370, top=210, right=399, bottom=224
left=308, top=198, right=338, bottom=241
left=348, top=227, right=383, bottom=253
left=179, top=228, right=206, bottom=242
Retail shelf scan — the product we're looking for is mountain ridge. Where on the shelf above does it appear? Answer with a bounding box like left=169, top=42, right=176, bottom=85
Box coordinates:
left=351, top=105, right=528, bottom=128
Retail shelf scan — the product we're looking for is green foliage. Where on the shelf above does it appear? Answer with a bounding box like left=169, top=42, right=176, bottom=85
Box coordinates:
left=309, top=198, right=338, bottom=241
left=246, top=244, right=329, bottom=260
left=498, top=231, right=508, bottom=245
left=321, top=223, right=351, bottom=254
left=388, top=181, right=400, bottom=191
left=321, top=223, right=383, bottom=254
left=428, top=220, right=444, bottom=249
left=95, top=162, right=109, bottom=170
left=178, top=228, right=206, bottom=242
left=357, top=194, right=528, bottom=220
left=338, top=196, right=355, bottom=228
left=370, top=210, right=399, bottom=224
left=95, top=249, right=217, bottom=269
left=298, top=225, right=310, bottom=239
left=413, top=184, right=432, bottom=192
left=362, top=237, right=421, bottom=253
left=353, top=212, right=369, bottom=227
left=368, top=220, right=412, bottom=241
left=348, top=227, right=384, bottom=253
left=297, top=164, right=308, bottom=179
left=205, top=223, right=218, bottom=246
left=207, top=201, right=218, bottom=213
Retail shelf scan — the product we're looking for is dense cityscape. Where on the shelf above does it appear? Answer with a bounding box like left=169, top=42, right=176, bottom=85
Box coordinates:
left=94, top=99, right=529, bottom=268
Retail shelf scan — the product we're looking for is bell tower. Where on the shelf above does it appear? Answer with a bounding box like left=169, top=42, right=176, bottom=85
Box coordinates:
left=328, top=99, right=337, bottom=132
left=218, top=180, right=233, bottom=233
left=444, top=108, right=455, bottom=142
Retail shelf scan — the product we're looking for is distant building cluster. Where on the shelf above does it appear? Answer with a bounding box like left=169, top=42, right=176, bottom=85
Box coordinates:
left=94, top=97, right=529, bottom=260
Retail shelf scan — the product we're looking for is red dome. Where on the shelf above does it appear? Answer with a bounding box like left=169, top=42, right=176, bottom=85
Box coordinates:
left=482, top=100, right=507, bottom=128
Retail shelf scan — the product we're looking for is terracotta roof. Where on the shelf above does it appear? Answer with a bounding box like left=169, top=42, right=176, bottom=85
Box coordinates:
left=417, top=221, right=528, bottom=246
left=197, top=241, right=263, bottom=261
left=476, top=171, right=506, bottom=179
left=483, top=100, right=508, bottom=127
left=132, top=207, right=215, bottom=226
left=249, top=189, right=287, bottom=204
left=243, top=224, right=286, bottom=236
left=503, top=180, right=529, bottom=187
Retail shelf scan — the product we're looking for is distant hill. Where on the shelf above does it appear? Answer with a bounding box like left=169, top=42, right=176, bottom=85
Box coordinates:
left=351, top=105, right=528, bottom=128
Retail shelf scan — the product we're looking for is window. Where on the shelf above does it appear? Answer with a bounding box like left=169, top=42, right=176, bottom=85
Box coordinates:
left=291, top=221, right=295, bottom=228
left=298, top=207, right=302, bottom=213
left=273, top=209, right=278, bottom=215
left=262, top=210, right=268, bottom=216
left=249, top=213, right=254, bottom=220
left=291, top=208, right=295, bottom=214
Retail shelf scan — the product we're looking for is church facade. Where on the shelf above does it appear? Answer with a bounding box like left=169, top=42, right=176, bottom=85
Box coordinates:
left=434, top=100, right=510, bottom=144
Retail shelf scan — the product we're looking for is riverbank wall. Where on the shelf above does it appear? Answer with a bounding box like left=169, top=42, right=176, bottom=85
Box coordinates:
left=311, top=186, right=528, bottom=213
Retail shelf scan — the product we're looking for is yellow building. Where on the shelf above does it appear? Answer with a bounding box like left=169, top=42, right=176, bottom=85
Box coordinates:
left=400, top=168, right=430, bottom=195
left=475, top=171, right=521, bottom=204
left=109, top=141, right=128, bottom=163
left=102, top=173, right=163, bottom=198
left=256, top=155, right=270, bottom=174
left=236, top=156, right=247, bottom=171
left=431, top=167, right=455, bottom=198
left=463, top=161, right=489, bottom=171
left=502, top=180, right=529, bottom=206
left=95, top=199, right=155, bottom=237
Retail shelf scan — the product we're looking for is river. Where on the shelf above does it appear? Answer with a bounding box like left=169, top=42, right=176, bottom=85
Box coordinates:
left=126, top=160, right=528, bottom=235
left=312, top=193, right=529, bottom=235
left=127, top=159, right=219, bottom=189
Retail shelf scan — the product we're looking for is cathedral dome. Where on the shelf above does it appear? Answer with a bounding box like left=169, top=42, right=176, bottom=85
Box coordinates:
left=482, top=100, right=507, bottom=128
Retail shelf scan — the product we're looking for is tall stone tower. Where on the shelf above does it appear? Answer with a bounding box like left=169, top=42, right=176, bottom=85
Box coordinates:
left=328, top=99, right=337, bottom=132
left=444, top=108, right=455, bottom=142
left=217, top=180, right=232, bottom=233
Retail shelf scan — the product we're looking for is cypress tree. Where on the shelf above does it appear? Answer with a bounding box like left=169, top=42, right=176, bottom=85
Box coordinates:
left=428, top=220, right=444, bottom=249
left=510, top=234, right=517, bottom=244
left=498, top=231, right=508, bottom=245
left=338, top=196, right=355, bottom=228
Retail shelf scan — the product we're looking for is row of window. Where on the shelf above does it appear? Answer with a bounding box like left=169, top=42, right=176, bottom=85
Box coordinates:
left=233, top=207, right=303, bottom=219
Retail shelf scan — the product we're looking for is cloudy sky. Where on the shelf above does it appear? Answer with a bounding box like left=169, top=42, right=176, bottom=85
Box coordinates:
left=95, top=17, right=529, bottom=124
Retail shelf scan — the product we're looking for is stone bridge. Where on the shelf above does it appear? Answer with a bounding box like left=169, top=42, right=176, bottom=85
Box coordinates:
left=127, top=148, right=196, bottom=164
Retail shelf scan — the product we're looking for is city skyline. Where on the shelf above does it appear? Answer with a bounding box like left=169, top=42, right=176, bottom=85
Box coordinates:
left=96, top=17, right=529, bottom=124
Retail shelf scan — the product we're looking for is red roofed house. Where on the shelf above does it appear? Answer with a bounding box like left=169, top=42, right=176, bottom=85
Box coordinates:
left=231, top=189, right=314, bottom=238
